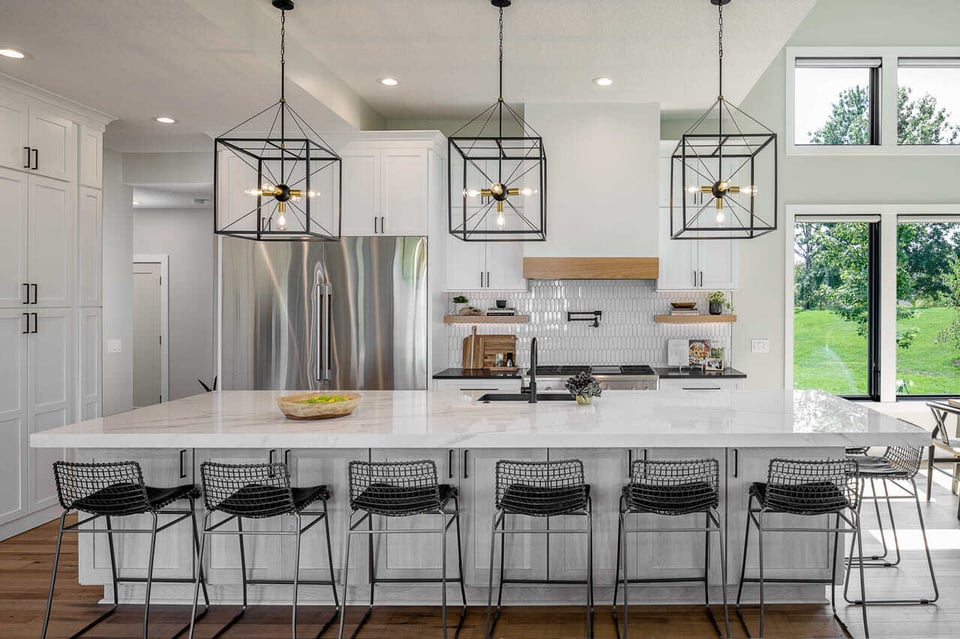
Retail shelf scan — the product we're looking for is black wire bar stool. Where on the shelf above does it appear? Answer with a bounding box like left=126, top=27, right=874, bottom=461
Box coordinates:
left=337, top=460, right=466, bottom=639
left=42, top=460, right=210, bottom=639
left=485, top=459, right=594, bottom=639
left=842, top=445, right=939, bottom=605
left=735, top=458, right=868, bottom=639
left=613, top=458, right=729, bottom=639
left=189, top=461, right=339, bottom=639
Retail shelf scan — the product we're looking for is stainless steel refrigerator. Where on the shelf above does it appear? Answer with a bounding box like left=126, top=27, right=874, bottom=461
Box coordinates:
left=219, top=236, right=428, bottom=391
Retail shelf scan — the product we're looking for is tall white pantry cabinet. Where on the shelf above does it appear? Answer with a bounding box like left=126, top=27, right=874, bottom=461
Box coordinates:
left=0, top=76, right=110, bottom=540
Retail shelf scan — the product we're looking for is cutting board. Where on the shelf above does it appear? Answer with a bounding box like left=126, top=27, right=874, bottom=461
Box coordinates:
left=462, top=330, right=518, bottom=370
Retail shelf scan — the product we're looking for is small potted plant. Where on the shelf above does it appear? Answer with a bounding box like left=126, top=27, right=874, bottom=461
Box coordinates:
left=706, top=291, right=733, bottom=315
left=452, top=295, right=469, bottom=315
left=564, top=371, right=602, bottom=405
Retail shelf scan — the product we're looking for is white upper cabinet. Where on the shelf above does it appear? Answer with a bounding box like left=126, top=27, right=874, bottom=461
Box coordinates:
left=340, top=135, right=440, bottom=237
left=0, top=87, right=29, bottom=173
left=657, top=208, right=739, bottom=291
left=444, top=234, right=527, bottom=292
left=28, top=176, right=75, bottom=307
left=0, top=168, right=29, bottom=307
left=77, top=187, right=102, bottom=307
left=28, top=105, right=76, bottom=182
left=79, top=125, right=103, bottom=189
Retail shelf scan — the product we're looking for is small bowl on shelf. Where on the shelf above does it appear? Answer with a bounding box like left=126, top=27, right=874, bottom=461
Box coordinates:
left=277, top=392, right=361, bottom=420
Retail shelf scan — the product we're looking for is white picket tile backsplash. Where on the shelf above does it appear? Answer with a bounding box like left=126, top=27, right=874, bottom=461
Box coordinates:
left=446, top=280, right=733, bottom=368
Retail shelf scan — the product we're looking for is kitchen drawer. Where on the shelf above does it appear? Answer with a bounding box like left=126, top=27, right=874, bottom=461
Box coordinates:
left=658, top=378, right=743, bottom=391
left=433, top=378, right=522, bottom=392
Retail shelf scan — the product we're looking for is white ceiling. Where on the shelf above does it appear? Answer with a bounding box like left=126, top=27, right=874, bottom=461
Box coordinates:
left=0, top=0, right=816, bottom=152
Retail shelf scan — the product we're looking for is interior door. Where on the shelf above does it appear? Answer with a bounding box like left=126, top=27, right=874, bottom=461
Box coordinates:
left=132, top=263, right=162, bottom=407
left=0, top=168, right=28, bottom=307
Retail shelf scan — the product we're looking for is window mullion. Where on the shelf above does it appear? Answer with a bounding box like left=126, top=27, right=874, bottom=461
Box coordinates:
left=878, top=214, right=898, bottom=401
left=880, top=54, right=899, bottom=147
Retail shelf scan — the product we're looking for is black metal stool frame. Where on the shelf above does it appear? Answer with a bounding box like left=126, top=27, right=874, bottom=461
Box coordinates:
left=337, top=460, right=467, bottom=639
left=484, top=459, right=594, bottom=639
left=189, top=462, right=340, bottom=639
left=735, top=458, right=869, bottom=639
left=842, top=446, right=939, bottom=606
left=612, top=458, right=729, bottom=639
left=42, top=461, right=210, bottom=639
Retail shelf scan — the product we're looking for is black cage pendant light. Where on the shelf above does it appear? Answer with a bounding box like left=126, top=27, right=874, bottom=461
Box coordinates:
left=670, top=0, right=777, bottom=240
left=214, top=0, right=342, bottom=241
left=448, top=0, right=546, bottom=242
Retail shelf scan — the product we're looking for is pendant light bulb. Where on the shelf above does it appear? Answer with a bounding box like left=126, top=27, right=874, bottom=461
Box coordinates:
left=716, top=210, right=725, bottom=224
left=496, top=212, right=505, bottom=227
left=276, top=212, right=287, bottom=231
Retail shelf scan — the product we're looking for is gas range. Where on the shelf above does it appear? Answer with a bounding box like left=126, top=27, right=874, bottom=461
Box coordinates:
left=529, top=365, right=659, bottom=390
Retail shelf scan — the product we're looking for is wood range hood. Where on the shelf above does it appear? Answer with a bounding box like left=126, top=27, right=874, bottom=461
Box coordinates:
left=523, top=257, right=660, bottom=280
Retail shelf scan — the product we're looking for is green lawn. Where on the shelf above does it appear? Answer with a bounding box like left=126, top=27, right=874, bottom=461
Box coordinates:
left=794, top=307, right=960, bottom=395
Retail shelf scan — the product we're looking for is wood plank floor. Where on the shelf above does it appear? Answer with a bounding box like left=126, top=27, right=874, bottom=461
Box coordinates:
left=4, top=471, right=960, bottom=638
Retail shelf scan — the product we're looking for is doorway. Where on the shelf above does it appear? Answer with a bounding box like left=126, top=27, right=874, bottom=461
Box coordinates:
left=132, top=255, right=169, bottom=408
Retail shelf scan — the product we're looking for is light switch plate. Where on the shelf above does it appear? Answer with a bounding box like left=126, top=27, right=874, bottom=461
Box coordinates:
left=107, top=339, right=122, bottom=354
left=751, top=338, right=769, bottom=353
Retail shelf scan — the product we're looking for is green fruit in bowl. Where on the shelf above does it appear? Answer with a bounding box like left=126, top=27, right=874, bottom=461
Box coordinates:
left=296, top=395, right=350, bottom=404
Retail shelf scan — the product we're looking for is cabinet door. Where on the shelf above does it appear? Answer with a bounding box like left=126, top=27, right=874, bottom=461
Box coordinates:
left=368, top=448, right=458, bottom=582
left=27, top=104, right=76, bottom=182
left=697, top=239, right=738, bottom=290
left=381, top=149, right=428, bottom=236
left=657, top=208, right=697, bottom=290
left=79, top=125, right=102, bottom=189
left=28, top=176, right=75, bottom=307
left=28, top=307, right=73, bottom=513
left=0, top=311, right=28, bottom=525
left=658, top=379, right=743, bottom=391
left=485, top=242, right=527, bottom=291
left=78, top=187, right=102, bottom=307
left=78, top=308, right=101, bottom=420
left=461, top=448, right=549, bottom=587
left=549, top=448, right=630, bottom=585
left=340, top=150, right=379, bottom=236
left=444, top=233, right=486, bottom=291
left=0, top=168, right=28, bottom=307
left=0, top=87, right=29, bottom=174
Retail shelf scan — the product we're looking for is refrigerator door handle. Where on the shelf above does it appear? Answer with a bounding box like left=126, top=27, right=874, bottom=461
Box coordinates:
left=316, top=282, right=332, bottom=382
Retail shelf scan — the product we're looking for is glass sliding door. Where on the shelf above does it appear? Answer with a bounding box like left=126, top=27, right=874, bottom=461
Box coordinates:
left=896, top=218, right=960, bottom=396
left=793, top=217, right=880, bottom=399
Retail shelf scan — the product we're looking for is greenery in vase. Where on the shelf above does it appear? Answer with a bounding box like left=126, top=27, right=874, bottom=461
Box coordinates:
left=452, top=295, right=469, bottom=304
left=706, top=291, right=733, bottom=311
left=564, top=371, right=602, bottom=399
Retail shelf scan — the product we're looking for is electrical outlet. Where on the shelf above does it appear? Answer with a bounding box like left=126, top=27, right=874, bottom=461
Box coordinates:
left=751, top=339, right=770, bottom=354
left=107, top=339, right=122, bottom=354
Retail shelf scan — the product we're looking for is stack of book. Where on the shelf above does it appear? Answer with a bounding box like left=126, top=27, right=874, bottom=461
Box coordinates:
left=486, top=307, right=517, bottom=316
left=669, top=308, right=700, bottom=316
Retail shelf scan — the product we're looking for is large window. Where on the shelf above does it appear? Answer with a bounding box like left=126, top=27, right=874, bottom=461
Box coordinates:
left=896, top=219, right=960, bottom=395
left=794, top=58, right=881, bottom=145
left=793, top=218, right=880, bottom=399
left=898, top=59, right=960, bottom=145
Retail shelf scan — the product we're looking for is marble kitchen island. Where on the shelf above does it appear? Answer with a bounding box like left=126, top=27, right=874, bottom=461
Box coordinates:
left=31, top=390, right=928, bottom=607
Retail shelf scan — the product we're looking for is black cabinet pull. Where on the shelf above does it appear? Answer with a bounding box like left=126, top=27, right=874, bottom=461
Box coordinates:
left=30, top=312, right=37, bottom=334
left=380, top=216, right=385, bottom=233
left=31, top=148, right=38, bottom=171
left=22, top=283, right=29, bottom=305
left=733, top=449, right=739, bottom=478
left=480, top=271, right=484, bottom=287
left=627, top=449, right=633, bottom=475
left=284, top=449, right=291, bottom=468
left=179, top=449, right=187, bottom=479
left=462, top=449, right=469, bottom=479
left=21, top=313, right=29, bottom=334
left=23, top=146, right=30, bottom=169
left=448, top=449, right=454, bottom=479
left=30, top=284, right=37, bottom=304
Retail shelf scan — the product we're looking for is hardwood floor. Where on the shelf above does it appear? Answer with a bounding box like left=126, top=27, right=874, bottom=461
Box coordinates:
left=4, top=470, right=959, bottom=638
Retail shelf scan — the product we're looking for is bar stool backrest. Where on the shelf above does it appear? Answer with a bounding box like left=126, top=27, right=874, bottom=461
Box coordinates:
left=495, top=459, right=587, bottom=516
left=626, top=458, right=719, bottom=515
left=881, top=446, right=922, bottom=477
left=200, top=461, right=296, bottom=518
left=53, top=460, right=152, bottom=516
left=765, top=458, right=859, bottom=515
left=348, top=460, right=441, bottom=516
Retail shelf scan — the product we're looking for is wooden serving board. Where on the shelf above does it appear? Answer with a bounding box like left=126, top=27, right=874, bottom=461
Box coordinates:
left=462, top=331, right=517, bottom=370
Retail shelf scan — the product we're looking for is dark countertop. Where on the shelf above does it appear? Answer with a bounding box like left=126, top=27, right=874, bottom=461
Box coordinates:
left=433, top=367, right=524, bottom=380
left=655, top=367, right=747, bottom=379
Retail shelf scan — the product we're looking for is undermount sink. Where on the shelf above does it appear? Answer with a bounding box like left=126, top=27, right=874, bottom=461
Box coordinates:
left=478, top=393, right=575, bottom=402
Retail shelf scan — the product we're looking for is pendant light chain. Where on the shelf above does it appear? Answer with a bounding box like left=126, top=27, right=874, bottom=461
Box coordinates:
left=498, top=7, right=504, bottom=139
left=280, top=9, right=287, bottom=159
left=717, top=4, right=723, bottom=100
left=717, top=3, right=724, bottom=169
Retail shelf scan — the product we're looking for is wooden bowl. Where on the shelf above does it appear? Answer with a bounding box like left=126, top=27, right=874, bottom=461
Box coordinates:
left=670, top=302, right=697, bottom=309
left=277, top=392, right=361, bottom=420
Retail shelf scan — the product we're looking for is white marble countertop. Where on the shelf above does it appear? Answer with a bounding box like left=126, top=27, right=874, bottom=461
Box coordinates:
left=30, top=389, right=929, bottom=449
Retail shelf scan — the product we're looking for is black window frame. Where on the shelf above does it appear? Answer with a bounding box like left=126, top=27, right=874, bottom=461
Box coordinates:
left=794, top=57, right=883, bottom=146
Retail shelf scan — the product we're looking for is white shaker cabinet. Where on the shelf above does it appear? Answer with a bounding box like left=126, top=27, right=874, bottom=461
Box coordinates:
left=77, top=187, right=102, bottom=307
left=0, top=87, right=29, bottom=173
left=0, top=310, right=28, bottom=526
left=657, top=208, right=737, bottom=291
left=0, top=86, right=77, bottom=182
left=79, top=125, right=103, bottom=189
left=0, top=168, right=28, bottom=307
left=443, top=235, right=526, bottom=291
left=29, top=176, right=76, bottom=307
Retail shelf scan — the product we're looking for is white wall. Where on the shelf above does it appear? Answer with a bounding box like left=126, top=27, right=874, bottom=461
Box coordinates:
left=133, top=208, right=217, bottom=400
left=523, top=103, right=661, bottom=257
left=720, top=0, right=960, bottom=389
left=101, top=150, right=134, bottom=415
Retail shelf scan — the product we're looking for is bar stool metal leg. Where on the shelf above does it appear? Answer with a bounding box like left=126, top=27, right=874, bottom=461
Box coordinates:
left=143, top=512, right=159, bottom=638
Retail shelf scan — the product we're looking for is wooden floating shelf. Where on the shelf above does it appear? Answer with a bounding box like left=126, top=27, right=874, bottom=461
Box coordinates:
left=444, top=315, right=530, bottom=324
left=655, top=314, right=737, bottom=324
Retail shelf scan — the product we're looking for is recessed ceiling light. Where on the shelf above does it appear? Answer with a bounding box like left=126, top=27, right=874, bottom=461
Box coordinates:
left=0, top=48, right=27, bottom=60
left=593, top=76, right=613, bottom=87
left=378, top=77, right=399, bottom=87
left=154, top=116, right=176, bottom=124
